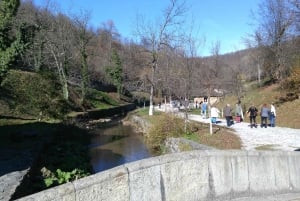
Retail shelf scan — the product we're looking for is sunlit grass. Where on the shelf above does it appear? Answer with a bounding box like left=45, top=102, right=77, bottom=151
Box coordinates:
left=255, top=144, right=278, bottom=150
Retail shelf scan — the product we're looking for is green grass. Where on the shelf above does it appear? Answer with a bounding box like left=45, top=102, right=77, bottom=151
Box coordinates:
left=183, top=132, right=200, bottom=142
left=87, top=89, right=120, bottom=109
left=188, top=108, right=202, bottom=115
left=132, top=107, right=162, bottom=124
left=0, top=70, right=70, bottom=119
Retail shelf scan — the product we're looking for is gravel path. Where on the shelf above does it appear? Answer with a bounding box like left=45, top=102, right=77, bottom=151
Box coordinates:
left=189, top=114, right=300, bottom=151
left=156, top=105, right=300, bottom=151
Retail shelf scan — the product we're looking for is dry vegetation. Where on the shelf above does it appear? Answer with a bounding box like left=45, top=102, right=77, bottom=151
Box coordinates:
left=135, top=110, right=242, bottom=151
left=196, top=128, right=242, bottom=150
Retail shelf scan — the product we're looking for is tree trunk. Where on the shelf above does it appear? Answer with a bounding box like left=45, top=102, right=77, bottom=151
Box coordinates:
left=149, top=84, right=154, bottom=116
left=51, top=48, right=69, bottom=100
left=149, top=62, right=156, bottom=116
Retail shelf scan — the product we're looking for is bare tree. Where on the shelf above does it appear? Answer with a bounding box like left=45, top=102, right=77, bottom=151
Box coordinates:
left=197, top=41, right=223, bottom=134
left=43, top=13, right=76, bottom=100
left=135, top=0, right=187, bottom=115
left=252, top=0, right=294, bottom=82
left=88, top=20, right=121, bottom=85
left=290, top=0, right=300, bottom=32
left=245, top=31, right=266, bottom=86
left=172, top=23, right=202, bottom=132
left=18, top=2, right=77, bottom=100
left=72, top=11, right=93, bottom=104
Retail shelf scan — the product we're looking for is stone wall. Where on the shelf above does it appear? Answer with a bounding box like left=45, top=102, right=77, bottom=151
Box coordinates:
left=17, top=150, right=300, bottom=201
left=125, top=114, right=151, bottom=134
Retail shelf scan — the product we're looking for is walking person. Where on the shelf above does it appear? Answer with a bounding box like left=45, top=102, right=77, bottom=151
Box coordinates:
left=247, top=104, right=258, bottom=128
left=223, top=104, right=233, bottom=127
left=201, top=101, right=207, bottom=119
left=269, top=103, right=277, bottom=127
left=235, top=102, right=244, bottom=123
left=260, top=103, right=269, bottom=128
left=211, top=106, right=220, bottom=124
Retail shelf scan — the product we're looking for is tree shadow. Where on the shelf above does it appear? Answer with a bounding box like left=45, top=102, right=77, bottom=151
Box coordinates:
left=0, top=122, right=56, bottom=176
left=8, top=122, right=91, bottom=200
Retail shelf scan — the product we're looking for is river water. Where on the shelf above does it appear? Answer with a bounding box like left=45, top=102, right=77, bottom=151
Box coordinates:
left=89, top=122, right=155, bottom=173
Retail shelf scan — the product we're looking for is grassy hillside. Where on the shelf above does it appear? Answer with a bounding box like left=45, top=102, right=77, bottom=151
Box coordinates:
left=0, top=70, right=67, bottom=120
left=216, top=83, right=300, bottom=129
left=0, top=70, right=125, bottom=121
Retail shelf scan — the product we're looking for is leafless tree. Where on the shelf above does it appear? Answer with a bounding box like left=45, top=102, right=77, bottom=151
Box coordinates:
left=290, top=0, right=300, bottom=31
left=88, top=20, right=121, bottom=84
left=205, top=41, right=223, bottom=134
left=135, top=0, right=187, bottom=115
left=72, top=11, right=93, bottom=104
left=18, top=2, right=76, bottom=100
left=245, top=31, right=267, bottom=86
left=173, top=24, right=202, bottom=132
left=251, top=0, right=294, bottom=82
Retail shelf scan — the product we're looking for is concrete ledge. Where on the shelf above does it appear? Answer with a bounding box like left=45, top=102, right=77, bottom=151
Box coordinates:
left=17, top=150, right=300, bottom=201
left=18, top=182, right=75, bottom=201
left=74, top=166, right=129, bottom=201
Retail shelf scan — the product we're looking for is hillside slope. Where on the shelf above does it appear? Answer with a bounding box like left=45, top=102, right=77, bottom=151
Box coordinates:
left=217, top=84, right=300, bottom=129
left=0, top=70, right=127, bottom=121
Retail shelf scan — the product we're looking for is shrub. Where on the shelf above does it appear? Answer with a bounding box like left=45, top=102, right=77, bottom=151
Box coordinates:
left=281, top=67, right=300, bottom=92
left=146, top=114, right=185, bottom=151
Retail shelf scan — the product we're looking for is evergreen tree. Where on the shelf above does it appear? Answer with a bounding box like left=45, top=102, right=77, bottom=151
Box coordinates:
left=0, top=0, right=33, bottom=80
left=106, top=49, right=123, bottom=98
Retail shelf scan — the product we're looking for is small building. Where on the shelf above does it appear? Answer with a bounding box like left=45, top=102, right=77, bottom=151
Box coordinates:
left=193, top=89, right=224, bottom=106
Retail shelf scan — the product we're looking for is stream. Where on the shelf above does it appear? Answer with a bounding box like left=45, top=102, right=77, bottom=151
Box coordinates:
left=89, top=122, right=155, bottom=173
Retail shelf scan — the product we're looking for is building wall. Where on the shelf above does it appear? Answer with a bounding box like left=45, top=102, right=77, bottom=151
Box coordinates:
left=194, top=97, right=219, bottom=106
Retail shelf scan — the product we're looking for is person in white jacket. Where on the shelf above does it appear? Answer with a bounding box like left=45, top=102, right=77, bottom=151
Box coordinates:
left=211, top=106, right=220, bottom=124
left=235, top=102, right=244, bottom=122
left=270, top=103, right=276, bottom=127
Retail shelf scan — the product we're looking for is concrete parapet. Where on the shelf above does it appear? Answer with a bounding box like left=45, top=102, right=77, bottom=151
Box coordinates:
left=17, top=150, right=300, bottom=201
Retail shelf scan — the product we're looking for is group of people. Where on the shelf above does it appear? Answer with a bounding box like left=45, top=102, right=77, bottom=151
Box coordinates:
left=246, top=103, right=276, bottom=128
left=208, top=101, right=277, bottom=128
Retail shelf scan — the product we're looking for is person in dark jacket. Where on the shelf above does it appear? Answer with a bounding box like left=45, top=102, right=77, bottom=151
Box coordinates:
left=247, top=104, right=258, bottom=128
left=223, top=104, right=233, bottom=127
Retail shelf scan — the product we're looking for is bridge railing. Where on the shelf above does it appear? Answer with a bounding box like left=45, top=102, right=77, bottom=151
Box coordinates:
left=18, top=150, right=300, bottom=201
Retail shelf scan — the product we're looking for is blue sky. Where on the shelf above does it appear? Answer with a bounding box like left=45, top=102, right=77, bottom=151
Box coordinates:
left=31, top=0, right=261, bottom=56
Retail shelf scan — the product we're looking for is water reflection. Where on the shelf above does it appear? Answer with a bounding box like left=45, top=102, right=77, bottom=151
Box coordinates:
left=90, top=122, right=154, bottom=172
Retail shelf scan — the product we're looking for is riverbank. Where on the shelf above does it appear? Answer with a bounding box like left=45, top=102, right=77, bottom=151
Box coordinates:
left=0, top=104, right=138, bottom=201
